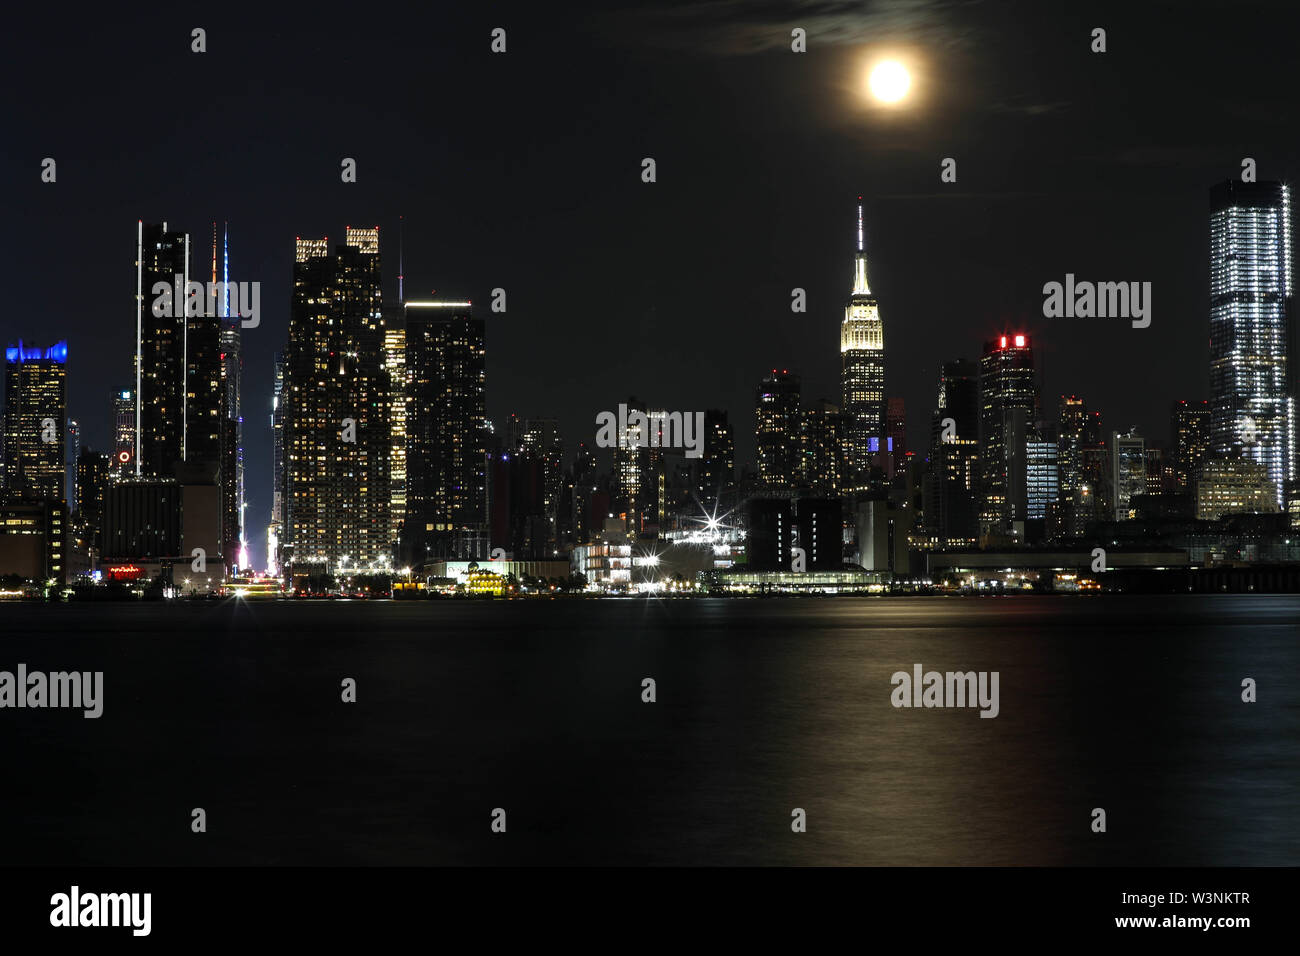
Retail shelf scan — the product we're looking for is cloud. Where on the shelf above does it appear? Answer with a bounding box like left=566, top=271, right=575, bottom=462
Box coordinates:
left=596, top=0, right=984, bottom=56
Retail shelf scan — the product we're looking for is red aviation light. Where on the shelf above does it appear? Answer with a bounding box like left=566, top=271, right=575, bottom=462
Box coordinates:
left=1014, top=335, right=1025, bottom=347
left=999, top=336, right=1007, bottom=348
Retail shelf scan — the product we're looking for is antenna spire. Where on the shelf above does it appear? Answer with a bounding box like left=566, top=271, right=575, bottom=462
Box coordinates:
left=852, top=198, right=870, bottom=294
left=222, top=221, right=230, bottom=318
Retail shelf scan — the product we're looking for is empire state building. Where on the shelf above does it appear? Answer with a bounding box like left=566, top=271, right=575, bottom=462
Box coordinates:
left=840, top=199, right=886, bottom=488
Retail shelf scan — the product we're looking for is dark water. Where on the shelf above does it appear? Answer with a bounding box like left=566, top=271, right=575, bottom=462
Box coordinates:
left=0, top=596, right=1295, bottom=866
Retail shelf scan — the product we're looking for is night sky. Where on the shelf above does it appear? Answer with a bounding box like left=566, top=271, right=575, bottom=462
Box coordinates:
left=4, top=1, right=1298, bottom=568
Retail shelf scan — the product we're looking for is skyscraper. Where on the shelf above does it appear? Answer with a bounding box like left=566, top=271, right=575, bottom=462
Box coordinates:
left=885, top=397, right=907, bottom=478
left=1111, top=430, right=1146, bottom=521
left=213, top=223, right=245, bottom=568
left=284, top=229, right=390, bottom=570
left=185, top=296, right=224, bottom=470
left=2, top=341, right=68, bottom=501
left=1026, top=440, right=1059, bottom=521
left=75, top=448, right=111, bottom=537
left=1052, top=396, right=1106, bottom=537
left=268, top=352, right=286, bottom=575
left=135, top=222, right=190, bottom=478
left=611, top=397, right=647, bottom=530
left=697, top=409, right=735, bottom=511
left=1057, top=395, right=1090, bottom=496
left=755, top=369, right=802, bottom=493
left=519, top=418, right=564, bottom=546
left=403, top=299, right=488, bottom=564
left=933, top=359, right=980, bottom=443
left=1171, top=399, right=1211, bottom=491
left=841, top=199, right=886, bottom=490
left=978, top=334, right=1038, bottom=535
left=112, top=388, right=134, bottom=475
left=382, top=314, right=408, bottom=545
left=1209, top=181, right=1294, bottom=508
left=924, top=359, right=979, bottom=546
left=801, top=398, right=845, bottom=497
left=65, top=419, right=80, bottom=508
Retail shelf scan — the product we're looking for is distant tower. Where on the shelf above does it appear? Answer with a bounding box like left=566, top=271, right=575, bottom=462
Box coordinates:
left=65, top=419, right=81, bottom=508
left=840, top=199, right=886, bottom=491
left=112, top=388, right=135, bottom=474
left=269, top=351, right=286, bottom=574
left=215, top=223, right=245, bottom=568
left=2, top=341, right=68, bottom=501
left=384, top=317, right=407, bottom=544
left=697, top=409, right=735, bottom=509
left=1111, top=429, right=1146, bottom=521
left=979, top=334, right=1038, bottom=535
left=755, top=369, right=802, bottom=493
left=1170, top=399, right=1211, bottom=491
left=924, top=359, right=979, bottom=546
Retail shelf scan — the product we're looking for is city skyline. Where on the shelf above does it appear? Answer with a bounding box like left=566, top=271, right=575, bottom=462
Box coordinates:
left=11, top=5, right=1300, bottom=570
left=4, top=175, right=1296, bottom=575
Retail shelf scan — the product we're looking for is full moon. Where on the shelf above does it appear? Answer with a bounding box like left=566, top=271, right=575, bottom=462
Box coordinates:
left=869, top=61, right=911, bottom=103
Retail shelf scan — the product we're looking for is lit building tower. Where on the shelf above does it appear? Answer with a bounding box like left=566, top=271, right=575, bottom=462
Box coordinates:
left=268, top=352, right=286, bottom=574
left=924, top=359, right=979, bottom=546
left=755, top=369, right=802, bottom=494
left=1026, top=439, right=1059, bottom=521
left=1057, top=395, right=1089, bottom=496
left=611, top=397, right=647, bottom=530
left=112, top=388, right=135, bottom=475
left=1111, top=429, right=1147, bottom=521
left=885, top=397, right=906, bottom=477
left=801, top=398, right=844, bottom=497
left=75, top=448, right=111, bottom=539
left=135, top=222, right=190, bottom=477
left=284, top=229, right=390, bottom=571
left=2, top=341, right=68, bottom=500
left=1209, top=180, right=1294, bottom=508
left=214, top=223, right=246, bottom=568
left=697, top=409, right=735, bottom=511
left=382, top=310, right=408, bottom=546
left=840, top=199, right=886, bottom=491
left=1171, top=399, right=1211, bottom=492
left=402, top=299, right=488, bottom=565
left=521, top=418, right=564, bottom=546
left=978, top=334, right=1038, bottom=536
left=65, top=419, right=80, bottom=509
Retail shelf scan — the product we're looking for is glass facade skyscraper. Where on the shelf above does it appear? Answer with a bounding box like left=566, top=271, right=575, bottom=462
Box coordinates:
left=1209, top=180, right=1294, bottom=508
